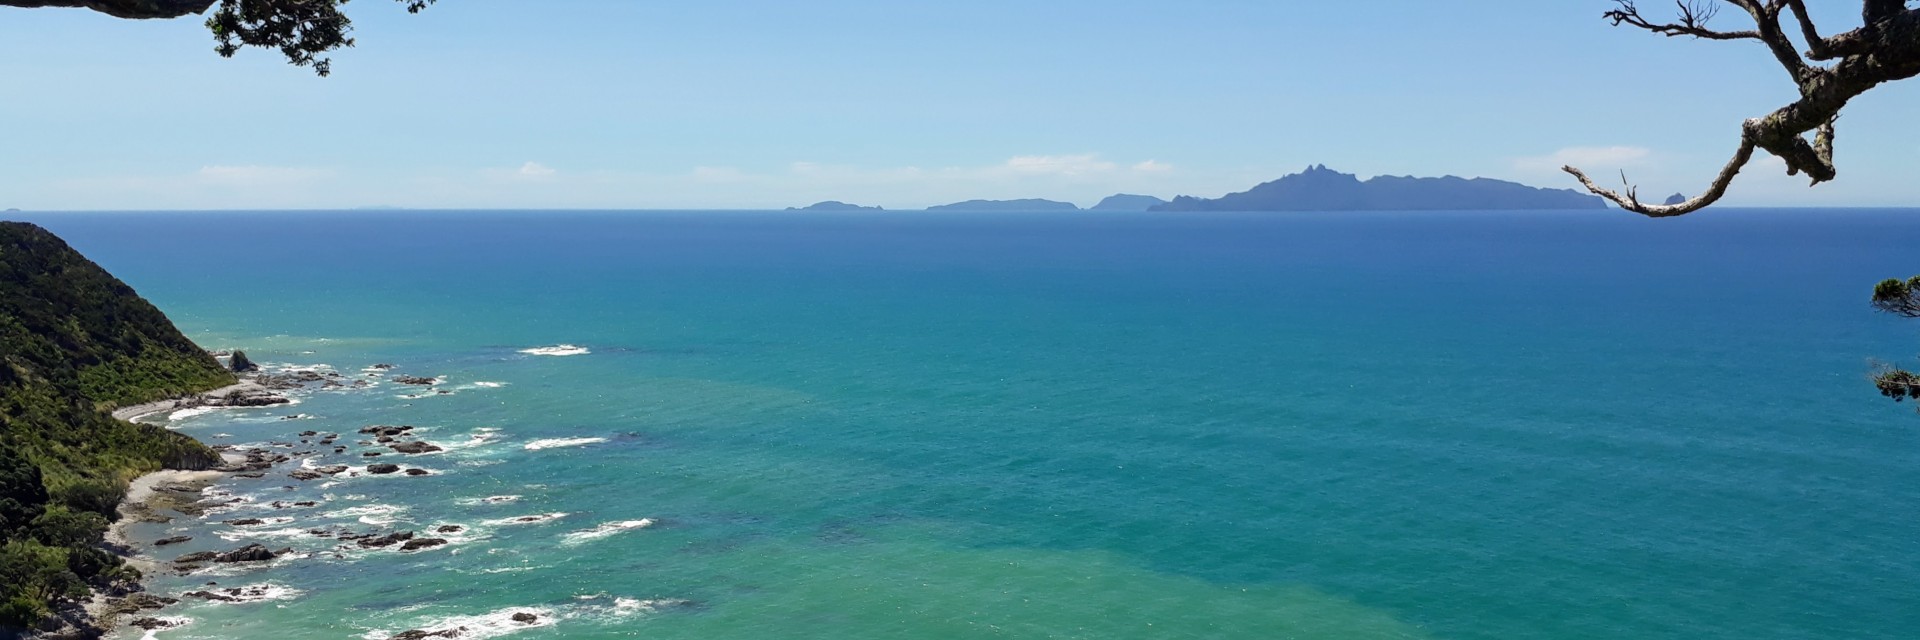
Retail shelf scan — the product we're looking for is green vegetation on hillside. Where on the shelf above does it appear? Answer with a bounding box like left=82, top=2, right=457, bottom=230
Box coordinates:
left=0, top=221, right=234, bottom=629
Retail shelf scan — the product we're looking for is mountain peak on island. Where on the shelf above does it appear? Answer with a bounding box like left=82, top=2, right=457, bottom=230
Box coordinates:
left=1089, top=194, right=1169, bottom=212
left=1154, top=165, right=1605, bottom=212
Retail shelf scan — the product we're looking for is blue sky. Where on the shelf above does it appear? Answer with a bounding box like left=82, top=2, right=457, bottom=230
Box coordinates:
left=2, top=0, right=1915, bottom=210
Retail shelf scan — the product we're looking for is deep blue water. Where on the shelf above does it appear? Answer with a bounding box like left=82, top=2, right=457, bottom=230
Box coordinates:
left=14, top=209, right=1920, bottom=639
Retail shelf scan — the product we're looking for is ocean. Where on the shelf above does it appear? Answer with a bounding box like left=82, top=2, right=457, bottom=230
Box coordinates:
left=16, top=209, right=1920, bottom=640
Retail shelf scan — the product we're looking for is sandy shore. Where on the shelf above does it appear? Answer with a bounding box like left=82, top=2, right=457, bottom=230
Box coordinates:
left=87, top=460, right=238, bottom=636
left=110, top=381, right=272, bottom=422
left=105, top=466, right=233, bottom=570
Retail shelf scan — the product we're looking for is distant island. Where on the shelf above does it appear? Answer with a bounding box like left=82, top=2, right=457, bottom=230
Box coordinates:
left=1663, top=193, right=1687, bottom=206
left=1089, top=194, right=1169, bottom=212
left=925, top=199, right=1080, bottom=212
left=788, top=201, right=884, bottom=212
left=1153, top=165, right=1606, bottom=211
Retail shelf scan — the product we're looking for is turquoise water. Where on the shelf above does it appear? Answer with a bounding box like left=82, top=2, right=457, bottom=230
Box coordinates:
left=17, top=210, right=1920, bottom=639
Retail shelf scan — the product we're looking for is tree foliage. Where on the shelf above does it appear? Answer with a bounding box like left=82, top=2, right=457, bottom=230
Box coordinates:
left=0, top=0, right=437, bottom=76
left=1567, top=1, right=1920, bottom=216
left=1872, top=276, right=1920, bottom=404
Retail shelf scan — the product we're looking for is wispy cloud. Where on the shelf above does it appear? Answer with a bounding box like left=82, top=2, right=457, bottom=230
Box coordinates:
left=1005, top=154, right=1119, bottom=176
left=1512, top=146, right=1654, bottom=174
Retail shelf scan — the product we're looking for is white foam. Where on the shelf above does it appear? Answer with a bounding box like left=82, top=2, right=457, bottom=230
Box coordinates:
left=184, top=583, right=303, bottom=605
left=523, top=437, right=607, bottom=451
left=472, top=381, right=508, bottom=388
left=396, top=391, right=454, bottom=400
left=519, top=345, right=590, bottom=357
left=361, top=606, right=558, bottom=640
left=198, top=494, right=257, bottom=517
left=612, top=597, right=692, bottom=615
left=169, top=407, right=220, bottom=421
left=135, top=616, right=193, bottom=639
left=560, top=519, right=654, bottom=545
left=441, top=429, right=503, bottom=452
left=482, top=513, right=568, bottom=526
left=326, top=503, right=408, bottom=526
left=457, top=495, right=521, bottom=506
left=214, top=526, right=310, bottom=542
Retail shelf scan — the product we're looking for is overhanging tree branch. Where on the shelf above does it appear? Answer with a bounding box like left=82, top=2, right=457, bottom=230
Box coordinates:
left=1784, top=0, right=1836, bottom=58
left=0, top=0, right=214, bottom=19
left=1565, top=138, right=1756, bottom=217
left=1604, top=0, right=1763, bottom=39
left=1569, top=0, right=1920, bottom=217
left=0, top=0, right=436, bottom=75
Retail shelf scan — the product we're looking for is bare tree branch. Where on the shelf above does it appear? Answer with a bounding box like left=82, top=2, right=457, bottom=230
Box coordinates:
left=1563, top=138, right=1757, bottom=217
left=1866, top=0, right=1909, bottom=22
left=1784, top=0, right=1836, bottom=58
left=1569, top=1, right=1920, bottom=216
left=1604, top=0, right=1763, bottom=39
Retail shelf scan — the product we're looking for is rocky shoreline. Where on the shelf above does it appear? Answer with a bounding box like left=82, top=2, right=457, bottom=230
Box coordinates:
left=110, top=359, right=375, bottom=424
left=58, top=360, right=498, bottom=640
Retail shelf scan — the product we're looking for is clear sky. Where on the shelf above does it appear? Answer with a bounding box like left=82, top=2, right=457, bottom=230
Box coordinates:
left=2, top=0, right=1915, bottom=210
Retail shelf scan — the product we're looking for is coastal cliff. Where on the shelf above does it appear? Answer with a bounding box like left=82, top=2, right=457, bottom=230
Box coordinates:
left=0, top=222, right=232, bottom=633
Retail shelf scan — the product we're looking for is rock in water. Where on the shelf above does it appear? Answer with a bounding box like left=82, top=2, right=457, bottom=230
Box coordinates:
left=390, top=441, right=444, bottom=454
left=229, top=349, right=260, bottom=373
left=357, top=531, right=416, bottom=548
left=511, top=612, right=538, bottom=624
left=368, top=463, right=401, bottom=474
left=213, top=544, right=278, bottom=563
left=400, top=538, right=448, bottom=551
left=207, top=387, right=289, bottom=407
